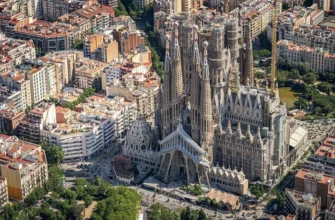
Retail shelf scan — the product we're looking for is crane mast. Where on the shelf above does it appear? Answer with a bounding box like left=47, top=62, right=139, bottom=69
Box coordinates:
left=270, top=0, right=278, bottom=96
left=225, top=0, right=229, bottom=14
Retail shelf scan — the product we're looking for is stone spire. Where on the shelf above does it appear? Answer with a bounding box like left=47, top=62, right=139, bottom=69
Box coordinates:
left=243, top=22, right=254, bottom=86
left=200, top=41, right=214, bottom=163
left=162, top=34, right=172, bottom=137
left=256, top=127, right=263, bottom=146
left=227, top=120, right=232, bottom=134
left=190, top=27, right=201, bottom=144
left=236, top=122, right=242, bottom=137
left=164, top=35, right=171, bottom=73
left=170, top=22, right=184, bottom=130
left=246, top=124, right=253, bottom=141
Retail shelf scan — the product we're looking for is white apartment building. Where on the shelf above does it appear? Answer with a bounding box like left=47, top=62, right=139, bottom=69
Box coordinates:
left=45, top=63, right=57, bottom=97
left=18, top=102, right=57, bottom=143
left=0, top=71, right=32, bottom=110
left=277, top=40, right=335, bottom=73
left=26, top=66, right=48, bottom=104
left=41, top=95, right=137, bottom=160
left=102, top=63, right=123, bottom=89
left=267, top=4, right=324, bottom=42
left=231, top=0, right=282, bottom=39
left=0, top=36, right=36, bottom=66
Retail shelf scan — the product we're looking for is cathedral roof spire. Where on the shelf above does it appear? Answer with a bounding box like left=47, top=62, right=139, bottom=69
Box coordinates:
left=202, top=41, right=210, bottom=80
left=164, top=35, right=171, bottom=73
left=246, top=124, right=253, bottom=141
left=236, top=122, right=242, bottom=137
left=172, top=22, right=180, bottom=61
left=192, top=26, right=200, bottom=64
left=227, top=120, right=232, bottom=134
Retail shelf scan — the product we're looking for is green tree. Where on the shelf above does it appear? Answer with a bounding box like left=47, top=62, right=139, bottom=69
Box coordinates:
left=288, top=69, right=301, bottom=79
left=73, top=39, right=84, bottom=50
left=181, top=206, right=191, bottom=220
left=254, top=71, right=265, bottom=79
left=114, top=0, right=128, bottom=16
left=317, top=82, right=331, bottom=94
left=316, top=107, right=323, bottom=115
left=320, top=72, right=335, bottom=83
left=294, top=97, right=308, bottom=109
left=303, top=72, right=317, bottom=85
left=324, top=104, right=333, bottom=114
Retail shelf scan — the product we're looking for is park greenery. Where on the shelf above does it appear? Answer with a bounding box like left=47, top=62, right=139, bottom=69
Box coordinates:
left=249, top=184, right=265, bottom=199
left=148, top=203, right=212, bottom=220
left=253, top=49, right=271, bottom=60
left=274, top=58, right=335, bottom=118
left=116, top=0, right=153, bottom=19
left=0, top=140, right=142, bottom=220
left=65, top=87, right=95, bottom=110
left=181, top=184, right=202, bottom=196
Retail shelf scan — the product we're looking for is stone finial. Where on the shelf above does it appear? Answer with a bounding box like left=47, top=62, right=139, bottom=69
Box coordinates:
left=236, top=122, right=242, bottom=136
left=227, top=120, right=232, bottom=134
left=265, top=80, right=269, bottom=92
left=202, top=41, right=209, bottom=79
left=257, top=127, right=261, bottom=137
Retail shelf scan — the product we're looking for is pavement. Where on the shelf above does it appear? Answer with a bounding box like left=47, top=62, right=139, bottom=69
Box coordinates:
left=132, top=186, right=230, bottom=220
left=62, top=141, right=121, bottom=187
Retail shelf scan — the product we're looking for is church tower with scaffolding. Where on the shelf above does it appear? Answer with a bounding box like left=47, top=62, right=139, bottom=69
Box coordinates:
left=123, top=7, right=290, bottom=186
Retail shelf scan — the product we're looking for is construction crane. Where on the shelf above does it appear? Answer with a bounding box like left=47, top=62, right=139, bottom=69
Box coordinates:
left=270, top=0, right=278, bottom=97
left=225, top=0, right=229, bottom=14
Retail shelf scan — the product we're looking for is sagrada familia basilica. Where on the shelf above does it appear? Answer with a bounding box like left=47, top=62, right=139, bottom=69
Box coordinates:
left=123, top=8, right=290, bottom=186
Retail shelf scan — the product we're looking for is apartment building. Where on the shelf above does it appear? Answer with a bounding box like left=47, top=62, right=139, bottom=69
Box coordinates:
left=276, top=40, right=335, bottom=73
left=98, top=0, right=117, bottom=7
left=83, top=34, right=119, bottom=63
left=285, top=189, right=321, bottom=220
left=303, top=128, right=335, bottom=176
left=0, top=178, right=8, bottom=207
left=0, top=87, right=21, bottom=110
left=0, top=71, right=32, bottom=110
left=113, top=29, right=145, bottom=55
left=208, top=0, right=245, bottom=11
left=295, top=169, right=334, bottom=209
left=0, top=135, right=48, bottom=200
left=0, top=36, right=36, bottom=66
left=42, top=50, right=83, bottom=90
left=18, top=102, right=57, bottom=143
left=230, top=0, right=282, bottom=39
left=0, top=108, right=25, bottom=135
left=26, top=66, right=48, bottom=104
left=136, top=0, right=152, bottom=9
left=41, top=0, right=98, bottom=21
left=75, top=58, right=108, bottom=90
left=153, top=0, right=172, bottom=15
left=111, top=16, right=136, bottom=31
left=267, top=5, right=324, bottom=42
left=13, top=4, right=115, bottom=55
left=41, top=95, right=136, bottom=160
left=42, top=0, right=69, bottom=21
left=0, top=56, right=13, bottom=75
left=106, top=71, right=160, bottom=120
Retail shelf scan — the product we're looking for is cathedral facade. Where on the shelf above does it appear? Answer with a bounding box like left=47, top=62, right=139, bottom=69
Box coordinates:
left=123, top=10, right=290, bottom=185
